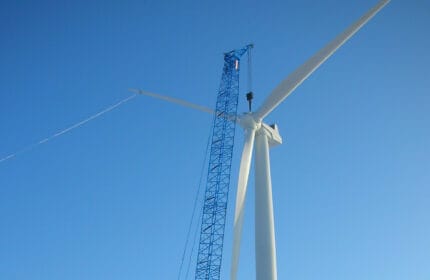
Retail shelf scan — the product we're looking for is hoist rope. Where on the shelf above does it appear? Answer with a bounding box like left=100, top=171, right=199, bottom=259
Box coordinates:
left=177, top=127, right=212, bottom=280
left=0, top=93, right=137, bottom=164
left=247, top=46, right=253, bottom=93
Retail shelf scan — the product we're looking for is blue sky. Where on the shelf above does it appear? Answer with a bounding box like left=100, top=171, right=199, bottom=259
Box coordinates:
left=1, top=0, right=429, bottom=279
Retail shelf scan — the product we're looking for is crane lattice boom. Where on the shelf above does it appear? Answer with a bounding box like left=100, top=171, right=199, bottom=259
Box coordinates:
left=194, top=45, right=252, bottom=280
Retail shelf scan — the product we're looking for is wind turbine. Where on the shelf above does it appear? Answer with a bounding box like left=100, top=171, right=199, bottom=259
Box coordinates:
left=231, top=1, right=390, bottom=279
left=132, top=1, right=390, bottom=279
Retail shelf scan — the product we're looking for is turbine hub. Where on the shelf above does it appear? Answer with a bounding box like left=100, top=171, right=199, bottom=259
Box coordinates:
left=237, top=113, right=261, bottom=131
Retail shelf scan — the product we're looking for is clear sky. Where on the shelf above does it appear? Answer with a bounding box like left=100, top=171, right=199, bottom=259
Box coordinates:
left=1, top=0, right=429, bottom=279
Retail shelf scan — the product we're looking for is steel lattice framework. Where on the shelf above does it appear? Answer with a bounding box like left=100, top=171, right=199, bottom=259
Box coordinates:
left=195, top=45, right=252, bottom=280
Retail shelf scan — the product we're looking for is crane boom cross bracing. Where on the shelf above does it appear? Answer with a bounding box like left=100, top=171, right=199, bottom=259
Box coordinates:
left=194, top=45, right=252, bottom=280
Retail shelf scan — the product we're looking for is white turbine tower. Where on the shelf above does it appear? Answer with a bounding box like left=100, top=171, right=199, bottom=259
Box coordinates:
left=132, top=1, right=390, bottom=279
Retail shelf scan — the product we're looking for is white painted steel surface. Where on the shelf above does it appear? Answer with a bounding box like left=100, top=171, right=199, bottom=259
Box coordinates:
left=255, top=131, right=277, bottom=280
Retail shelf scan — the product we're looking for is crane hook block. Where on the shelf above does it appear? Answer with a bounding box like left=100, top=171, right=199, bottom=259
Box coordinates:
left=246, top=91, right=253, bottom=112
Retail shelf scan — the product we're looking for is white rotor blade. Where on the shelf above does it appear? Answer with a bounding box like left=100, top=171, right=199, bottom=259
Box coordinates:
left=231, top=128, right=256, bottom=280
left=130, top=88, right=239, bottom=122
left=129, top=88, right=214, bottom=114
left=254, top=0, right=390, bottom=121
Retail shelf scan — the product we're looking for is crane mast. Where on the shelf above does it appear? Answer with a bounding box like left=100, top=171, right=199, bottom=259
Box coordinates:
left=194, top=45, right=252, bottom=280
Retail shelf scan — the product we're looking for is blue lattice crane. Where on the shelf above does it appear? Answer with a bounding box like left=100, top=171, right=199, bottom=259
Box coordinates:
left=194, top=45, right=252, bottom=280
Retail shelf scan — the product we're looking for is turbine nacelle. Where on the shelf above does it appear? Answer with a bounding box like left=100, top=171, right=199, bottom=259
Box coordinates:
left=258, top=123, right=282, bottom=147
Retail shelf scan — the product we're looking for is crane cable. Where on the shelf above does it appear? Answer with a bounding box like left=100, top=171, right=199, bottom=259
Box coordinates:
left=0, top=93, right=137, bottom=164
left=247, top=45, right=253, bottom=93
left=177, top=127, right=212, bottom=280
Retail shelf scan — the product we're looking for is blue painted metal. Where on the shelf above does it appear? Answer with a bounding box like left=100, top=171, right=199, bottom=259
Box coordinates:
left=195, top=45, right=252, bottom=280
